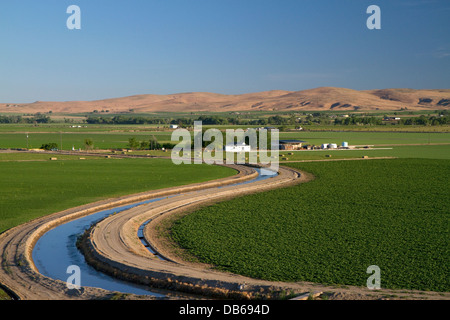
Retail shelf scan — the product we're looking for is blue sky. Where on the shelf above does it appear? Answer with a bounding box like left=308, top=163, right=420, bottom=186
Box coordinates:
left=1, top=0, right=449, bottom=103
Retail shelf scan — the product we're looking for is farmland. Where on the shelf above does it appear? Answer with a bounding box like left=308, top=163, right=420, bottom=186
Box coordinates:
left=0, top=120, right=449, bottom=151
left=0, top=128, right=450, bottom=150
left=0, top=152, right=105, bottom=161
left=172, top=158, right=450, bottom=292
left=0, top=131, right=173, bottom=151
left=0, top=157, right=235, bottom=233
left=1, top=115, right=449, bottom=298
left=278, top=131, right=450, bottom=145
left=278, top=145, right=450, bottom=161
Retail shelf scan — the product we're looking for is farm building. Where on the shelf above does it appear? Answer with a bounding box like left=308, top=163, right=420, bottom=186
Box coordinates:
left=383, top=117, right=401, bottom=121
left=321, top=143, right=338, bottom=149
left=258, top=126, right=277, bottom=131
left=279, top=140, right=306, bottom=150
left=224, top=143, right=251, bottom=153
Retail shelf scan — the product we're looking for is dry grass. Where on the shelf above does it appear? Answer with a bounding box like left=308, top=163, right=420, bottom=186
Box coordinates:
left=2, top=87, right=449, bottom=113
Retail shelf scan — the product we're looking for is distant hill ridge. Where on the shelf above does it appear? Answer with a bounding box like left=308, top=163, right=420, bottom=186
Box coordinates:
left=1, top=87, right=449, bottom=113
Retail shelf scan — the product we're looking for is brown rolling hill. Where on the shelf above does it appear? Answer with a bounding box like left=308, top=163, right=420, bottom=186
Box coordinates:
left=1, top=87, right=449, bottom=114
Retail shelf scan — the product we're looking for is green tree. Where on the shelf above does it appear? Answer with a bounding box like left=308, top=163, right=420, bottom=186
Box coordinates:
left=40, top=143, right=58, bottom=151
left=128, top=137, right=140, bottom=150
left=84, top=138, right=94, bottom=150
left=139, top=140, right=150, bottom=150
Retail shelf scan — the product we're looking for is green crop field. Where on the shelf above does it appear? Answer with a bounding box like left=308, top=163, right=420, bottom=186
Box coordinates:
left=0, top=157, right=236, bottom=233
left=172, top=158, right=450, bottom=292
left=0, top=132, right=174, bottom=150
left=290, top=125, right=450, bottom=133
left=279, top=131, right=450, bottom=145
left=1, top=122, right=449, bottom=151
left=0, top=152, right=105, bottom=161
left=278, top=144, right=450, bottom=161
left=0, top=123, right=167, bottom=133
left=0, top=131, right=446, bottom=151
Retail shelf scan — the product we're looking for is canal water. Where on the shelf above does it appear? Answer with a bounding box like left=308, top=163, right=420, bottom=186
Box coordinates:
left=32, top=168, right=277, bottom=297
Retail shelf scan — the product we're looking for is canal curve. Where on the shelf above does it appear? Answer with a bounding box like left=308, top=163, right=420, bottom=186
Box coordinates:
left=31, top=167, right=277, bottom=297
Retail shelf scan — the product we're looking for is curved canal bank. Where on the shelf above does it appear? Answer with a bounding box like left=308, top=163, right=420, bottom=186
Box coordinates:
left=0, top=164, right=262, bottom=299
left=77, top=166, right=305, bottom=299
left=32, top=167, right=275, bottom=298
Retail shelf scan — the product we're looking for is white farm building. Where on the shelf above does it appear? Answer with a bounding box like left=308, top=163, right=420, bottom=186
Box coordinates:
left=224, top=143, right=251, bottom=153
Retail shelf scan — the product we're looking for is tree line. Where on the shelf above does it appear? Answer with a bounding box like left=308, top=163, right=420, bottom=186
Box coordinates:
left=85, top=115, right=294, bottom=126
left=334, top=115, right=448, bottom=126
left=85, top=113, right=448, bottom=127
left=0, top=114, right=51, bottom=124
left=127, top=137, right=176, bottom=150
left=2, top=112, right=448, bottom=127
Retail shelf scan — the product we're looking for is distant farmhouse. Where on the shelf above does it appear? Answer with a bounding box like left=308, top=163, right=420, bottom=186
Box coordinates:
left=224, top=142, right=251, bottom=153
left=383, top=116, right=401, bottom=121
left=279, top=140, right=306, bottom=150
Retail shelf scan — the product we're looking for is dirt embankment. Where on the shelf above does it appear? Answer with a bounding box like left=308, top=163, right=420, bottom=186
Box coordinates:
left=0, top=165, right=256, bottom=300
left=78, top=166, right=450, bottom=300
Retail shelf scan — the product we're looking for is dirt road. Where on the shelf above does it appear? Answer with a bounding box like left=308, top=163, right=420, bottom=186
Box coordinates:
left=79, top=165, right=449, bottom=300
left=0, top=165, right=257, bottom=299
